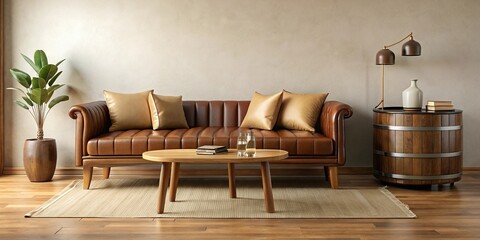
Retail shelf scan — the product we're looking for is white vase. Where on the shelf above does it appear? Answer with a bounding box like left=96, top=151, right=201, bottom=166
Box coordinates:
left=402, top=79, right=423, bottom=110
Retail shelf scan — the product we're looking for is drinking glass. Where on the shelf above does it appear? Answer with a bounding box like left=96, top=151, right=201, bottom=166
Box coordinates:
left=237, top=132, right=247, bottom=157
left=246, top=130, right=256, bottom=157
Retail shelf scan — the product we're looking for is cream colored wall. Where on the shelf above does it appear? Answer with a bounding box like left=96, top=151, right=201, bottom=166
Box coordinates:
left=3, top=0, right=480, bottom=167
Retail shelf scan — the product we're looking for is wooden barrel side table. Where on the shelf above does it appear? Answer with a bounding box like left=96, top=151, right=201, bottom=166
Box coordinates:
left=373, top=107, right=463, bottom=185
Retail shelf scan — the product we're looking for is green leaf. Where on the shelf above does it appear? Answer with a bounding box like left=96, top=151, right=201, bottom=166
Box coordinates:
left=29, top=88, right=49, bottom=105
left=47, top=84, right=64, bottom=94
left=26, top=93, right=34, bottom=103
left=45, top=91, right=54, bottom=103
left=6, top=87, right=27, bottom=95
left=48, top=71, right=62, bottom=86
left=31, top=77, right=47, bottom=89
left=10, top=68, right=31, bottom=88
left=34, top=51, right=42, bottom=69
left=21, top=53, right=41, bottom=73
left=39, top=64, right=58, bottom=81
left=56, top=59, right=65, bottom=66
left=34, top=50, right=48, bottom=69
left=48, top=95, right=69, bottom=108
left=22, top=96, right=33, bottom=106
left=15, top=100, right=29, bottom=110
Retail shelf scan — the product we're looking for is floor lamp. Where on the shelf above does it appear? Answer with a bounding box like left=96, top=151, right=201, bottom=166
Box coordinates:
left=375, top=32, right=421, bottom=109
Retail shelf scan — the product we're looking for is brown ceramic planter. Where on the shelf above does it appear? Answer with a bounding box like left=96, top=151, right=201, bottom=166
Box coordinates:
left=23, top=138, right=57, bottom=182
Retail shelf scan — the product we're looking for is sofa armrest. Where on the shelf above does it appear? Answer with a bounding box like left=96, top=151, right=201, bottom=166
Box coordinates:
left=69, top=101, right=110, bottom=166
left=320, top=101, right=353, bottom=165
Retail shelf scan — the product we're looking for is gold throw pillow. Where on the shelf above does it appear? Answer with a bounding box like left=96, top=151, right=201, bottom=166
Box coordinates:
left=240, top=91, right=283, bottom=130
left=104, top=90, right=153, bottom=132
left=276, top=90, right=328, bottom=132
left=148, top=93, right=189, bottom=130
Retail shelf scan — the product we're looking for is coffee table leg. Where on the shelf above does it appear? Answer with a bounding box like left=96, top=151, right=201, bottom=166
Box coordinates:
left=169, top=162, right=180, bottom=202
left=260, top=161, right=275, bottom=213
left=228, top=163, right=236, bottom=198
left=158, top=162, right=172, bottom=214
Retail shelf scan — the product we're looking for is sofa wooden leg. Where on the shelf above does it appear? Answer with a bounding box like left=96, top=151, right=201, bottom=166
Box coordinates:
left=324, top=167, right=330, bottom=182
left=327, top=166, right=339, bottom=189
left=103, top=167, right=111, bottom=179
left=83, top=166, right=93, bottom=190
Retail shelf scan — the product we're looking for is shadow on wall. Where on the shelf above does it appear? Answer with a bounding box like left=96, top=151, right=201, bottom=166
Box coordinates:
left=345, top=106, right=373, bottom=167
left=3, top=0, right=14, bottom=167
left=65, top=63, right=89, bottom=104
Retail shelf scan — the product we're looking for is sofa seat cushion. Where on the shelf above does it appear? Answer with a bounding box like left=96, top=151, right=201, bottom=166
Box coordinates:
left=86, top=127, right=333, bottom=156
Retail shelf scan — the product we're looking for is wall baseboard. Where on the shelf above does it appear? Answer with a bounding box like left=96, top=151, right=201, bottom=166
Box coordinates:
left=4, top=166, right=480, bottom=177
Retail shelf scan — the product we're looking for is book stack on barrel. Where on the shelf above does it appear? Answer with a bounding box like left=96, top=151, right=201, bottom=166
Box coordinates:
left=426, top=100, right=454, bottom=111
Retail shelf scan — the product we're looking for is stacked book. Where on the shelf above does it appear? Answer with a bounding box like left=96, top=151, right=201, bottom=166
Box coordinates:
left=426, top=100, right=454, bottom=111
left=196, top=145, right=228, bottom=155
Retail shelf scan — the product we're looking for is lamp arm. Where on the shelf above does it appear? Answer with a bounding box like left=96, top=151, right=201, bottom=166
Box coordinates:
left=383, top=32, right=414, bottom=49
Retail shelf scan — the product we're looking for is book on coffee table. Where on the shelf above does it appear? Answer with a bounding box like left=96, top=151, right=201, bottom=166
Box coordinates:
left=196, top=145, right=228, bottom=155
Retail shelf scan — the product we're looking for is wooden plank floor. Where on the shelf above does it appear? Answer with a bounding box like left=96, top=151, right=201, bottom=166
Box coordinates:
left=1, top=172, right=480, bottom=239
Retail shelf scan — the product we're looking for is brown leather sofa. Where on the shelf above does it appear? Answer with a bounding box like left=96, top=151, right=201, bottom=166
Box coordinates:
left=69, top=100, right=352, bottom=189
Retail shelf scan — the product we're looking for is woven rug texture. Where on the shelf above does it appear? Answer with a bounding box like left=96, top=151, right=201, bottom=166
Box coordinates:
left=26, top=178, right=416, bottom=219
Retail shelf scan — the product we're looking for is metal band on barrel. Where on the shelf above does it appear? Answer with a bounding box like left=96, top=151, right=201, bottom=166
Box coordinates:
left=373, top=169, right=462, bottom=180
left=373, top=124, right=462, bottom=131
left=375, top=150, right=462, bottom=158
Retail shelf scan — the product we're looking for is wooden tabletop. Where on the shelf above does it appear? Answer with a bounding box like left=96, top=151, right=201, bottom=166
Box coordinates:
left=142, top=149, right=288, bottom=163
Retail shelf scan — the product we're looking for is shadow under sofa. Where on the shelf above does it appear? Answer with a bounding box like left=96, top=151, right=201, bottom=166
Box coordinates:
left=69, top=100, right=353, bottom=189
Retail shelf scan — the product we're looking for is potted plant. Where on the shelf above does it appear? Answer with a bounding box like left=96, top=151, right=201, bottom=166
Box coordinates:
left=7, top=50, right=69, bottom=182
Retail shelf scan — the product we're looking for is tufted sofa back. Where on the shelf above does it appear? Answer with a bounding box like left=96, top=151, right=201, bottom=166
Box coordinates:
left=183, top=101, right=251, bottom=128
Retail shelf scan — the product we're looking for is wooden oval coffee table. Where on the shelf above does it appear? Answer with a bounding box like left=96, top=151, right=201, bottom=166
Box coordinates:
left=142, top=149, right=288, bottom=214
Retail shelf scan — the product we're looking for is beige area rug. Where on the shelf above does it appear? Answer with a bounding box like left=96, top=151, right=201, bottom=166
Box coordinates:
left=26, top=178, right=415, bottom=218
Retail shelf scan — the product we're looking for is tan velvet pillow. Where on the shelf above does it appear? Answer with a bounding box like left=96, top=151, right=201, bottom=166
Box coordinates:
left=104, top=90, right=153, bottom=132
left=240, top=91, right=283, bottom=130
left=276, top=90, right=329, bottom=132
left=148, top=93, right=189, bottom=130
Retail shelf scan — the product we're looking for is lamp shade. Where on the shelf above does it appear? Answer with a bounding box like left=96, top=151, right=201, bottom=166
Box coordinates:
left=402, top=39, right=421, bottom=56
left=376, top=49, right=395, bottom=65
